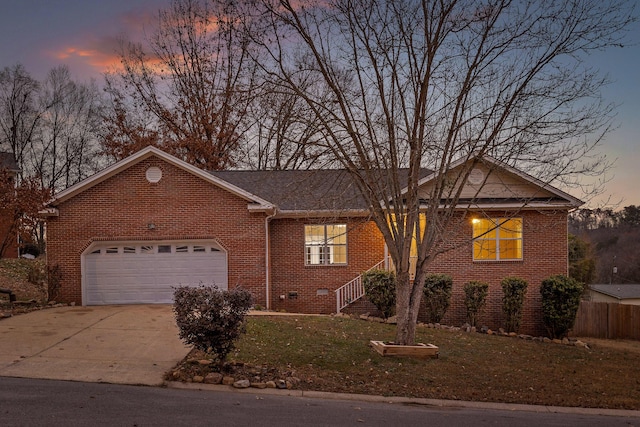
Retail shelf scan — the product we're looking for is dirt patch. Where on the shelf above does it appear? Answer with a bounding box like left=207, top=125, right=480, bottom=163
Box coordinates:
left=577, top=337, right=640, bottom=354
left=0, top=258, right=49, bottom=318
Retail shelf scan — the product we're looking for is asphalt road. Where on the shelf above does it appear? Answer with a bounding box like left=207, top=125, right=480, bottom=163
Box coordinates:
left=0, top=377, right=638, bottom=427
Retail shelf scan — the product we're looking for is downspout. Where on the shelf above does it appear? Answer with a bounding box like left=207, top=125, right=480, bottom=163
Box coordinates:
left=265, top=209, right=276, bottom=310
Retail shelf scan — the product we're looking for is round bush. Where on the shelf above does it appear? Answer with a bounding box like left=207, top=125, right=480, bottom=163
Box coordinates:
left=464, top=281, right=489, bottom=327
left=540, top=275, right=584, bottom=339
left=501, top=277, right=528, bottom=333
left=362, top=269, right=396, bottom=319
left=423, top=274, right=453, bottom=323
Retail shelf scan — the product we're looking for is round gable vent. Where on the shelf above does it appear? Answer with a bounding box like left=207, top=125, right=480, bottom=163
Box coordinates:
left=146, top=167, right=163, bottom=183
left=468, top=168, right=484, bottom=185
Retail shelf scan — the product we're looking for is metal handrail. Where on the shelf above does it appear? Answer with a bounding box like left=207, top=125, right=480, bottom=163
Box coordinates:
left=335, top=260, right=386, bottom=313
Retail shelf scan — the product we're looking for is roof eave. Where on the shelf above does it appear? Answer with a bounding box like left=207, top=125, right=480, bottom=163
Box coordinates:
left=274, top=209, right=370, bottom=219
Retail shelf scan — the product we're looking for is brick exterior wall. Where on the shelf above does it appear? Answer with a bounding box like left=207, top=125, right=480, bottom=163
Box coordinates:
left=47, top=156, right=268, bottom=305
left=269, top=218, right=386, bottom=314
left=420, top=210, right=568, bottom=336
left=345, top=210, right=568, bottom=336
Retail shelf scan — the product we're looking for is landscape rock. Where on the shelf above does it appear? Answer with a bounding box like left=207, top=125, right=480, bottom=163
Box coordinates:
left=204, top=373, right=223, bottom=384
left=233, top=379, right=250, bottom=389
left=198, top=359, right=212, bottom=366
left=286, top=376, right=301, bottom=388
left=192, top=375, right=204, bottom=383
left=251, top=382, right=267, bottom=389
left=265, top=381, right=277, bottom=388
left=222, top=376, right=235, bottom=385
left=276, top=379, right=287, bottom=389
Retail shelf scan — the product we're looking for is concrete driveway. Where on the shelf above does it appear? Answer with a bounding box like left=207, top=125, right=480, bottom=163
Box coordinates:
left=0, top=305, right=190, bottom=386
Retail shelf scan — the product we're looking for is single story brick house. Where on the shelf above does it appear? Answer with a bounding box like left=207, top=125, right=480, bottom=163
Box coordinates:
left=43, top=146, right=582, bottom=335
left=0, top=152, right=21, bottom=258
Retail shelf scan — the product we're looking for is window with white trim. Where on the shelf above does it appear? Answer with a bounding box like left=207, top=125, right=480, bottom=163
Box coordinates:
left=304, top=224, right=347, bottom=265
left=472, top=217, right=523, bottom=261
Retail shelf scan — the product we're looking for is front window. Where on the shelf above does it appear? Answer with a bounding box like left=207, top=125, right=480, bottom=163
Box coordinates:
left=472, top=218, right=522, bottom=261
left=305, top=224, right=347, bottom=265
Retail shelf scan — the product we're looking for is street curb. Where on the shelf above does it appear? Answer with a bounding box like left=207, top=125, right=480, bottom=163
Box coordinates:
left=165, top=382, right=640, bottom=418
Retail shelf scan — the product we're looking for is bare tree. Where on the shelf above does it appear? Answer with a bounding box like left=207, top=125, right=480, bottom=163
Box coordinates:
left=0, top=64, right=103, bottom=193
left=254, top=0, right=634, bottom=344
left=0, top=64, right=41, bottom=177
left=102, top=0, right=259, bottom=170
left=29, top=66, right=103, bottom=192
left=241, top=80, right=333, bottom=170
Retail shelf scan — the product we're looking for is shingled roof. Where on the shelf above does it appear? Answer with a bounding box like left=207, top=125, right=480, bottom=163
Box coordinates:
left=590, top=284, right=640, bottom=300
left=210, top=168, right=432, bottom=212
left=0, top=152, right=19, bottom=172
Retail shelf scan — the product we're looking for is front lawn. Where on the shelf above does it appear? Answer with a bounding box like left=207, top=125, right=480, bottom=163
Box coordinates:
left=169, top=315, right=640, bottom=409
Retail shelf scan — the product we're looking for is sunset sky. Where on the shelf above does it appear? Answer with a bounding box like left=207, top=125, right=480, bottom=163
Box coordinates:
left=0, top=0, right=638, bottom=208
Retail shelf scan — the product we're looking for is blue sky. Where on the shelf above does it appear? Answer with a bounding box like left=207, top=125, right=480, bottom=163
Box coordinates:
left=0, top=0, right=638, bottom=208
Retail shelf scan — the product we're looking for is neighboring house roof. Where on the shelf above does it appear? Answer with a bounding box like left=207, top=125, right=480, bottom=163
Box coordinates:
left=589, top=284, right=640, bottom=300
left=0, top=152, right=20, bottom=173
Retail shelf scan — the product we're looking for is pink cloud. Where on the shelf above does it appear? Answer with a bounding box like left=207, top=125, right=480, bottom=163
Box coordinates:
left=46, top=4, right=162, bottom=75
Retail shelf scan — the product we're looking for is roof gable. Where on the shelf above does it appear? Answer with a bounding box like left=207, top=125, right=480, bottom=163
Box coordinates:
left=48, top=146, right=273, bottom=209
left=415, top=154, right=583, bottom=209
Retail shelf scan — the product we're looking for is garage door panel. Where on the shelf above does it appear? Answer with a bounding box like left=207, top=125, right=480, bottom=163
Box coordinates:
left=83, top=242, right=228, bottom=305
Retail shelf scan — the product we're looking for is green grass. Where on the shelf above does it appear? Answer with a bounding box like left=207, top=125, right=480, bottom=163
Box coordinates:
left=210, top=315, right=640, bottom=409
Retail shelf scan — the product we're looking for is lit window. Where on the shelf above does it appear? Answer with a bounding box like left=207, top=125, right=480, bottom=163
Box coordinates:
left=305, top=224, right=347, bottom=265
left=472, top=218, right=522, bottom=261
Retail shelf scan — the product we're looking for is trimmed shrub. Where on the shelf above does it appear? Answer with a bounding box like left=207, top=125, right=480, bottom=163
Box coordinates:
left=540, top=275, right=584, bottom=339
left=501, top=277, right=528, bottom=333
left=423, top=274, right=453, bottom=323
left=362, top=269, right=396, bottom=319
left=173, top=285, right=252, bottom=366
left=463, top=281, right=489, bottom=327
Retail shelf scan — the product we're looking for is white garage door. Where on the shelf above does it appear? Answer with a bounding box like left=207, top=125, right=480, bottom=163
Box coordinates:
left=83, top=241, right=227, bottom=305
